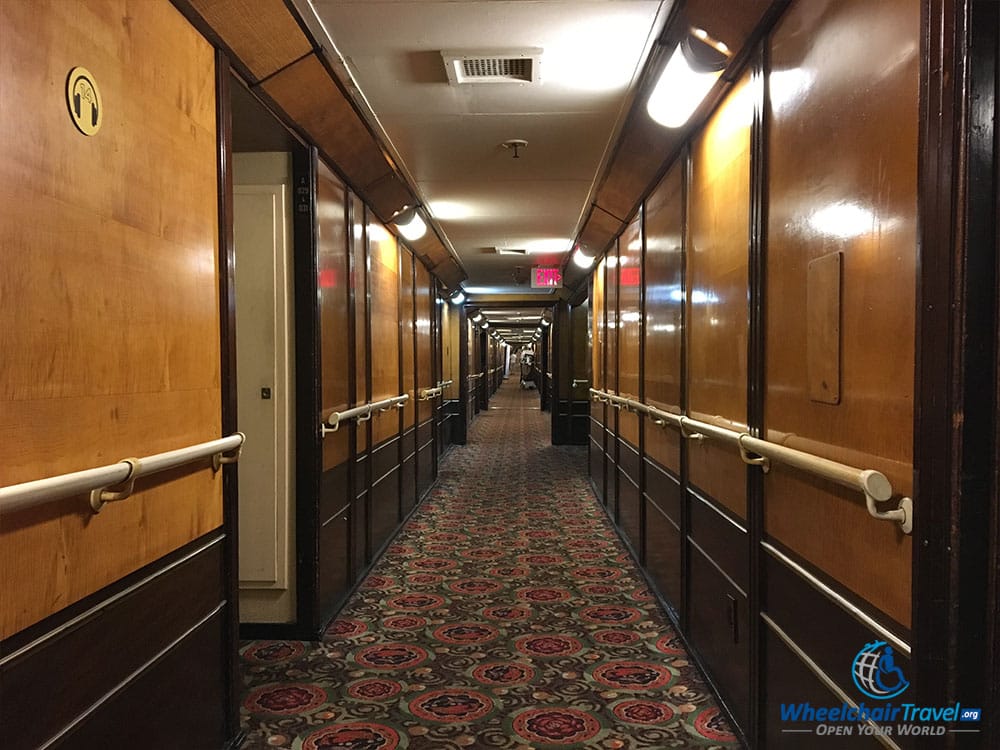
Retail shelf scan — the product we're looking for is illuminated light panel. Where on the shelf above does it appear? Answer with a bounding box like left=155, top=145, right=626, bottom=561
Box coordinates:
left=646, top=43, right=724, bottom=128
left=573, top=248, right=595, bottom=269
left=395, top=211, right=426, bottom=241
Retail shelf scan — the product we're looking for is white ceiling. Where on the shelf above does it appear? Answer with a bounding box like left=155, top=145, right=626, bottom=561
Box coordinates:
left=300, top=0, right=671, bottom=293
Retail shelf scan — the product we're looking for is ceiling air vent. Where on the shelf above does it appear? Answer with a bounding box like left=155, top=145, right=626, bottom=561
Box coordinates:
left=442, top=49, right=543, bottom=85
left=493, top=247, right=528, bottom=256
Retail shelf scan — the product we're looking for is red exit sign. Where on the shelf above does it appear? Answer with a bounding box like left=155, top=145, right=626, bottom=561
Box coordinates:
left=531, top=267, right=563, bottom=288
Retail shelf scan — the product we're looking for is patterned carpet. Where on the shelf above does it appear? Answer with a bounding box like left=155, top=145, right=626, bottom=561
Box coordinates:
left=239, top=380, right=741, bottom=749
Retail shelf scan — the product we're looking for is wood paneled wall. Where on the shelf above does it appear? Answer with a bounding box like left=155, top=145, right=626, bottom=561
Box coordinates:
left=1, top=0, right=220, bottom=639
left=369, top=222, right=401, bottom=446
left=0, top=1, right=230, bottom=745
left=617, top=218, right=643, bottom=447
left=643, top=162, right=684, bottom=475
left=764, top=0, right=917, bottom=628
left=295, top=162, right=443, bottom=633
left=587, top=0, right=921, bottom=741
left=319, top=162, right=351, bottom=471
left=686, top=69, right=754, bottom=520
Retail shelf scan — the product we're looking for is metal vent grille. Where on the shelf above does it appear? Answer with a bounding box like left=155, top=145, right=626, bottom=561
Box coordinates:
left=494, top=247, right=528, bottom=256
left=462, top=58, right=532, bottom=81
left=442, top=49, right=543, bottom=85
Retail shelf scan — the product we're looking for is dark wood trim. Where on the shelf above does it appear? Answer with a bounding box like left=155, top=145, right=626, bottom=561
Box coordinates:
left=345, top=190, right=360, bottom=589
left=292, top=145, right=322, bottom=635
left=363, top=204, right=375, bottom=566
left=397, top=243, right=407, bottom=527
left=455, top=304, right=469, bottom=444
left=637, top=203, right=647, bottom=566
left=213, top=50, right=241, bottom=745
left=611, top=240, right=620, bottom=523
left=914, top=4, right=999, bottom=745
left=679, top=144, right=692, bottom=634
left=989, top=1, right=1000, bottom=734
left=746, top=42, right=769, bottom=749
left=960, top=0, right=1000, bottom=747
left=430, top=279, right=441, bottom=478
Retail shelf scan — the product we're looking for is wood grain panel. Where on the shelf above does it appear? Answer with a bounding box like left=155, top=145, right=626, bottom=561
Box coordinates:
left=440, top=302, right=459, bottom=401
left=806, top=251, right=842, bottom=404
left=414, top=262, right=434, bottom=425
left=0, top=0, right=220, bottom=638
left=605, top=245, right=619, bottom=401
left=643, top=161, right=684, bottom=474
left=618, top=218, right=642, bottom=448
left=597, top=108, right=683, bottom=225
left=591, top=257, right=606, bottom=395
left=689, top=546, right=750, bottom=729
left=645, top=498, right=682, bottom=610
left=352, top=195, right=368, bottom=454
left=579, top=204, right=626, bottom=257
left=318, top=161, right=350, bottom=471
left=369, top=222, right=400, bottom=446
left=645, top=422, right=682, bottom=477
left=400, top=249, right=416, bottom=430
left=764, top=0, right=917, bottom=627
left=259, top=55, right=392, bottom=195
left=186, top=0, right=312, bottom=83
left=686, top=71, right=754, bottom=519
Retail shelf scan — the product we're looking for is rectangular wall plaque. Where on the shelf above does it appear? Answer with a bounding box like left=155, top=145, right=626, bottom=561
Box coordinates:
left=806, top=251, right=842, bottom=404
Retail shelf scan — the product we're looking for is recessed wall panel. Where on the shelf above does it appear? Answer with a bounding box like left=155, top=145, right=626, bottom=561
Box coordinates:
left=764, top=0, right=917, bottom=627
left=686, top=71, right=754, bottom=519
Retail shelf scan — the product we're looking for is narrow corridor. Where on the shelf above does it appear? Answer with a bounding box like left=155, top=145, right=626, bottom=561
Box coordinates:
left=239, top=381, right=740, bottom=749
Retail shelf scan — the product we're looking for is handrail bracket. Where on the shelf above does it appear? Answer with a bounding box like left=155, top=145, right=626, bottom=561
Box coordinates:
left=90, top=457, right=140, bottom=513
left=737, top=434, right=770, bottom=472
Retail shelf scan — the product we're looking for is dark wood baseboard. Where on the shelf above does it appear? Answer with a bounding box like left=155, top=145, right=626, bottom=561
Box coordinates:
left=0, top=533, right=229, bottom=750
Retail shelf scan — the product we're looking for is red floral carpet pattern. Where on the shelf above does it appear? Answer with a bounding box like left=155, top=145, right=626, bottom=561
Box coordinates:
left=240, top=382, right=742, bottom=749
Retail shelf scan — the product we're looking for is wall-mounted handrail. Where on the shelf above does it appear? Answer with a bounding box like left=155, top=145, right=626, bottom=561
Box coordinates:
left=588, top=387, right=912, bottom=533
left=0, top=433, right=246, bottom=515
left=418, top=385, right=444, bottom=401
left=321, top=394, right=409, bottom=437
left=437, top=379, right=454, bottom=389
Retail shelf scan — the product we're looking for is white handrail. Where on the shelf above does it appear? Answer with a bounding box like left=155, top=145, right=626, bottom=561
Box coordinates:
left=418, top=385, right=443, bottom=401
left=0, top=433, right=245, bottom=515
left=321, top=394, right=409, bottom=437
left=589, top=388, right=912, bottom=533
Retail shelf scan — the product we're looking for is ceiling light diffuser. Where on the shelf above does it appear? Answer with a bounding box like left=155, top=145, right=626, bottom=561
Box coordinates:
left=646, top=36, right=727, bottom=129
left=393, top=206, right=427, bottom=241
left=573, top=248, right=595, bottom=269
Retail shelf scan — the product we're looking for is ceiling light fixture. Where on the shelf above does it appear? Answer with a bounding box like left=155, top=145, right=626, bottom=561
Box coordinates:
left=472, top=312, right=484, bottom=323
left=572, top=247, right=595, bottom=269
left=646, top=32, right=730, bottom=129
left=450, top=290, right=466, bottom=305
left=392, top=206, right=427, bottom=241
left=541, top=319, right=550, bottom=327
